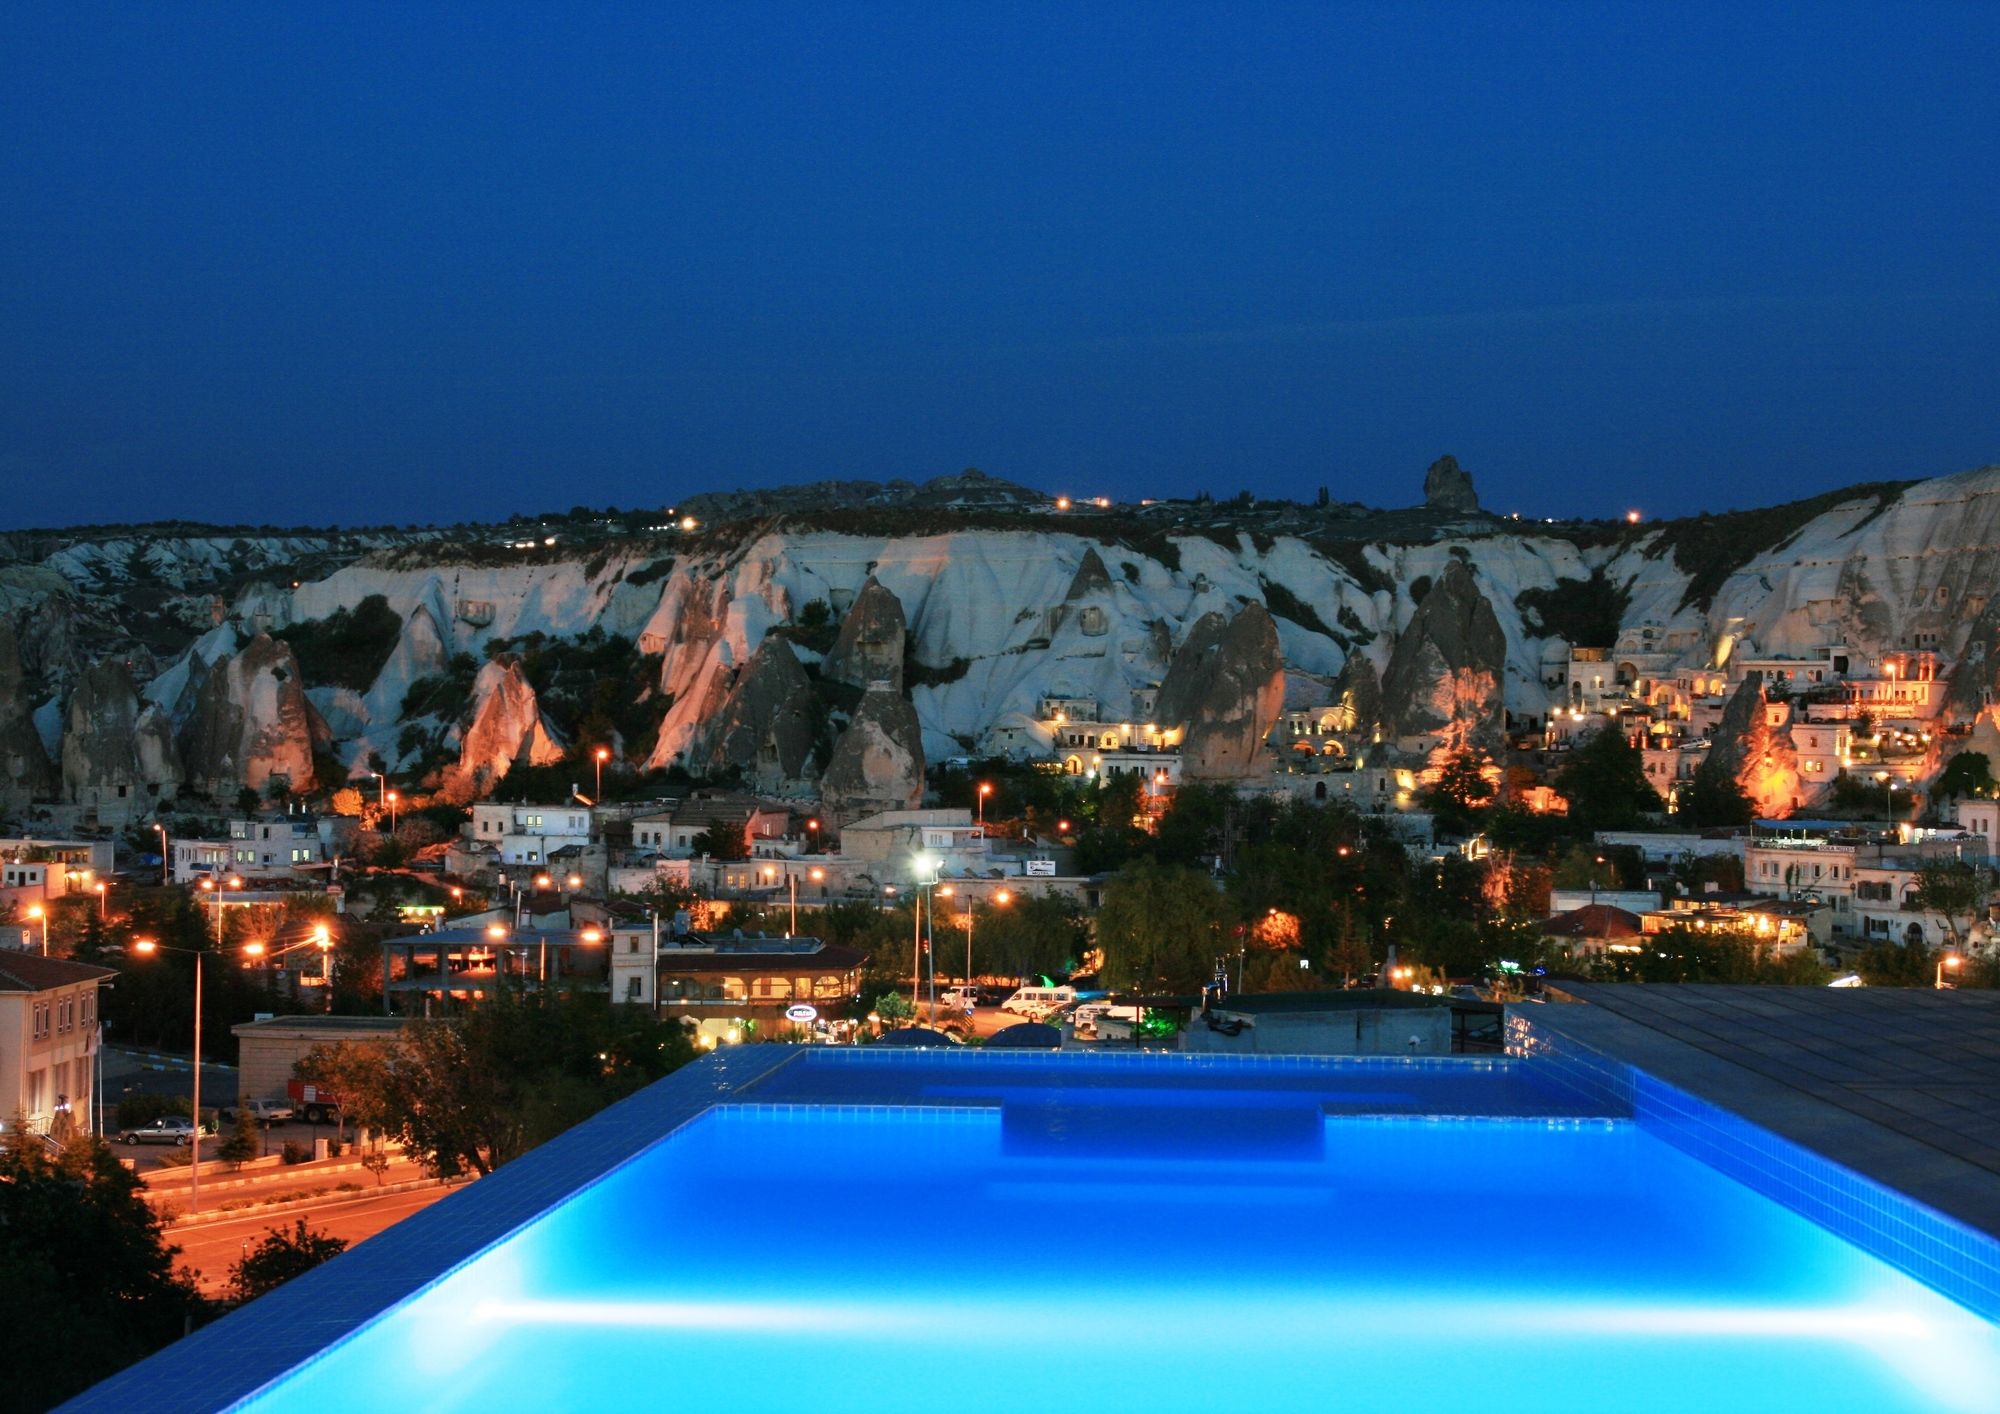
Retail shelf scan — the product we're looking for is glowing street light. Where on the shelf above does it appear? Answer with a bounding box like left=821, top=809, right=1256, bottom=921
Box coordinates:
left=805, top=818, right=821, bottom=853
left=386, top=789, right=400, bottom=832
left=94, top=880, right=108, bottom=920
left=129, top=935, right=257, bottom=1213
left=1937, top=952, right=1962, bottom=989
left=594, top=745, right=610, bottom=801
left=977, top=782, right=993, bottom=833
left=26, top=904, right=46, bottom=956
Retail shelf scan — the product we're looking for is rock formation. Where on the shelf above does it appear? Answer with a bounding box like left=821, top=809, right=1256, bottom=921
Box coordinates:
left=821, top=577, right=907, bottom=691
left=1423, top=455, right=1480, bottom=513
left=700, top=635, right=817, bottom=788
left=443, top=656, right=568, bottom=801
left=1155, top=604, right=1286, bottom=779
left=178, top=634, right=325, bottom=796
left=0, top=622, right=56, bottom=807
left=1699, top=676, right=1801, bottom=818
left=819, top=682, right=925, bottom=816
left=1378, top=560, right=1507, bottom=749
left=1327, top=652, right=1383, bottom=737
left=60, top=658, right=183, bottom=808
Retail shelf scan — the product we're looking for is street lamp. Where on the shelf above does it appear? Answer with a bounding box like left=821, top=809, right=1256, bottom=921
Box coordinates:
left=153, top=822, right=169, bottom=886
left=1875, top=771, right=1897, bottom=833
left=131, top=935, right=256, bottom=1214
left=370, top=771, right=387, bottom=809
left=314, top=923, right=333, bottom=1004
left=94, top=880, right=108, bottom=920
left=386, top=790, right=400, bottom=833
left=594, top=746, right=610, bottom=801
left=26, top=904, right=45, bottom=956
left=805, top=818, right=820, bottom=854
left=1937, top=951, right=1962, bottom=989
left=911, top=853, right=938, bottom=1017
left=977, top=782, right=993, bottom=833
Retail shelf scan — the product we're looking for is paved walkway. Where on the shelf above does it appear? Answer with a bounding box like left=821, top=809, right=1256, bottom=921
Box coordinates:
left=1536, top=983, right=2000, bottom=1241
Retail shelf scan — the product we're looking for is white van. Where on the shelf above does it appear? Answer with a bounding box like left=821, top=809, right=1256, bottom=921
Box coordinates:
left=1001, top=985, right=1078, bottom=1018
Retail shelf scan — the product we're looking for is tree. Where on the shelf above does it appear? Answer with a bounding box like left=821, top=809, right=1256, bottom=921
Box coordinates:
left=218, top=1107, right=261, bottom=1170
left=297, top=991, right=698, bottom=1180
left=227, top=1220, right=348, bottom=1304
left=1419, top=747, right=1494, bottom=838
left=872, top=991, right=915, bottom=1025
left=360, top=1147, right=392, bottom=1187
left=1934, top=752, right=1995, bottom=802
left=1097, top=860, right=1225, bottom=993
left=690, top=823, right=748, bottom=861
left=970, top=893, right=1087, bottom=981
left=1554, top=728, right=1662, bottom=831
left=0, top=1131, right=205, bottom=1408
left=1913, top=860, right=1999, bottom=954
left=1680, top=759, right=1754, bottom=827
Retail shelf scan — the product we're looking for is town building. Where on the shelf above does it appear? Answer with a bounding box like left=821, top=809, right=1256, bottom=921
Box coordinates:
left=607, top=927, right=866, bottom=1036
left=171, top=813, right=335, bottom=883
left=231, top=1015, right=407, bottom=1108
left=1641, top=894, right=1829, bottom=951
left=626, top=797, right=791, bottom=859
left=380, top=924, right=610, bottom=1013
left=1740, top=818, right=1979, bottom=940
left=839, top=808, right=991, bottom=882
left=466, top=801, right=594, bottom=867
left=0, top=953, right=113, bottom=1139
left=0, top=837, right=115, bottom=915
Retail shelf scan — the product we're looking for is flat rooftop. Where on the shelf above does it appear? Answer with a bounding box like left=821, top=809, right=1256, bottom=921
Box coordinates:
left=1535, top=983, right=2000, bottom=1242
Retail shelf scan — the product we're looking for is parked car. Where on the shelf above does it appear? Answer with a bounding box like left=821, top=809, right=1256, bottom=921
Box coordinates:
left=939, top=985, right=981, bottom=1012
left=1001, top=985, right=1078, bottom=1019
left=119, top=1116, right=203, bottom=1146
left=218, top=1098, right=294, bottom=1127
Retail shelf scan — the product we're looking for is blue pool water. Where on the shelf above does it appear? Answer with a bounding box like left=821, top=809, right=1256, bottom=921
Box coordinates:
left=234, top=1054, right=2000, bottom=1413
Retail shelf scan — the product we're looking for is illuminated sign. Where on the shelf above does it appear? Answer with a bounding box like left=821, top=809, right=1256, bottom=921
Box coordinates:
left=784, top=1004, right=818, bottom=1023
left=1025, top=859, right=1056, bottom=877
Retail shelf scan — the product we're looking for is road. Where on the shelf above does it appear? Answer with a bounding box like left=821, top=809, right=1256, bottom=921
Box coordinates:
left=169, top=1183, right=457, bottom=1294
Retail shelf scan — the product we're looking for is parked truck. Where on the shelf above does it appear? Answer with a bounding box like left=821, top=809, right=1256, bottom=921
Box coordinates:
left=286, top=1079, right=345, bottom=1126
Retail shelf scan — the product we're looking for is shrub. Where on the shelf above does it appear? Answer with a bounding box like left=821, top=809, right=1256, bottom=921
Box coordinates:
left=280, top=1141, right=310, bottom=1166
left=276, top=594, right=404, bottom=690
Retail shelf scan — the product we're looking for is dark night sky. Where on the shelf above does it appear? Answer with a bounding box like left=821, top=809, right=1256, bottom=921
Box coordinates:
left=2, top=3, right=1996, bottom=530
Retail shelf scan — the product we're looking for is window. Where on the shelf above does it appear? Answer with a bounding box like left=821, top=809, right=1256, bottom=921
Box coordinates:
left=32, top=1002, right=50, bottom=1040
left=292, top=848, right=312, bottom=862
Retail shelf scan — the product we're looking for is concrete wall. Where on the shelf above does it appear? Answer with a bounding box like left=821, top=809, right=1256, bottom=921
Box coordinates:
left=1182, top=1007, right=1452, bottom=1056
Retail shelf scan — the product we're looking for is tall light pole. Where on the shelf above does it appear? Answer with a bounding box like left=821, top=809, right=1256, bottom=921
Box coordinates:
left=386, top=790, right=400, bottom=833
left=594, top=746, right=610, bottom=802
left=1937, top=951, right=1962, bottom=989
left=977, top=782, right=992, bottom=834
left=95, top=881, right=108, bottom=921
left=910, top=853, right=936, bottom=1018
left=805, top=818, right=820, bottom=854
left=27, top=904, right=46, bottom=956
left=1876, top=771, right=1895, bottom=833
left=132, top=936, right=234, bottom=1214
left=370, top=771, right=386, bottom=809
left=153, top=822, right=169, bottom=886
left=315, top=923, right=333, bottom=1007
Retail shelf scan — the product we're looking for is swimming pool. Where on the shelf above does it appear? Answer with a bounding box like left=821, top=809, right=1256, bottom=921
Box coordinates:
left=83, top=1044, right=1998, bottom=1414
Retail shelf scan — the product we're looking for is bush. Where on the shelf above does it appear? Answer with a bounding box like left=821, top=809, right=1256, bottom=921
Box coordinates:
left=280, top=1141, right=310, bottom=1166
left=275, top=594, right=404, bottom=690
